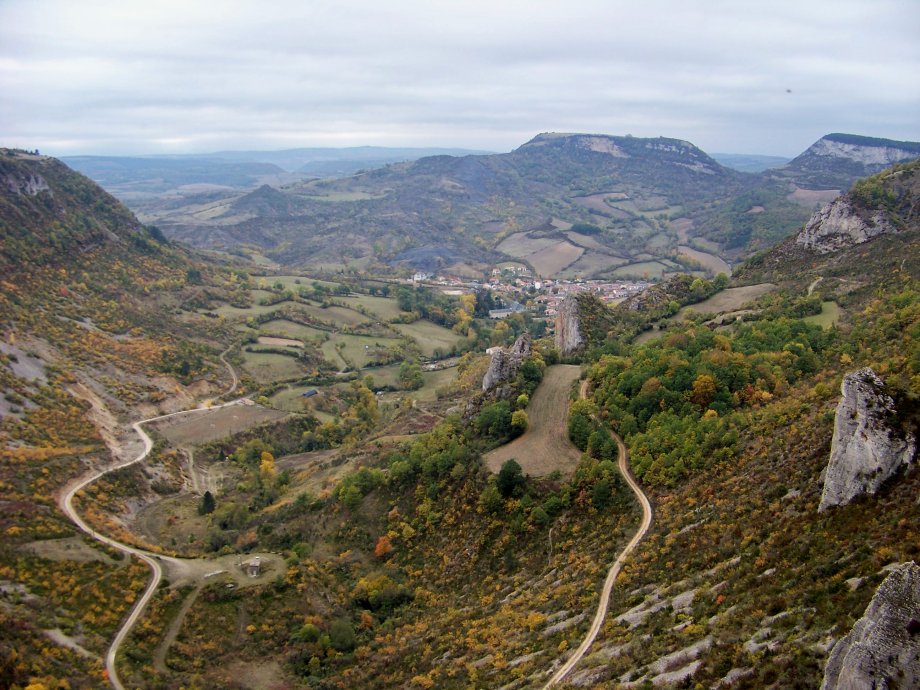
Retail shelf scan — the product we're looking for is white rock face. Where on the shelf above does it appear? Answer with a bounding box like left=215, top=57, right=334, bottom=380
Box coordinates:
left=796, top=196, right=897, bottom=254
left=554, top=294, right=584, bottom=355
left=3, top=170, right=50, bottom=196
left=821, top=561, right=920, bottom=690
left=481, top=332, right=532, bottom=392
left=819, top=368, right=916, bottom=511
left=808, top=138, right=918, bottom=167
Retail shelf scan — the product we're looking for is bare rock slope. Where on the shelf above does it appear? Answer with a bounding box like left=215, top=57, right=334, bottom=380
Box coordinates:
left=819, top=368, right=915, bottom=511
left=796, top=196, right=899, bottom=254
left=821, top=561, right=920, bottom=690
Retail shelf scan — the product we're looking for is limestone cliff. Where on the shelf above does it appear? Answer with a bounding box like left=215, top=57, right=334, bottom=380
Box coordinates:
left=821, top=561, right=920, bottom=690
left=482, top=333, right=532, bottom=392
left=796, top=196, right=899, bottom=254
left=554, top=294, right=584, bottom=356
left=819, top=368, right=916, bottom=511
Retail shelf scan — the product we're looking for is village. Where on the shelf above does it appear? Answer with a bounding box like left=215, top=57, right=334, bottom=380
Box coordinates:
left=410, top=264, right=649, bottom=320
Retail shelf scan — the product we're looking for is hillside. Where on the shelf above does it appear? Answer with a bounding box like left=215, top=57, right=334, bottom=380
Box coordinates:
left=2, top=149, right=919, bottom=690
left=0, top=149, right=251, bottom=689
left=138, top=133, right=750, bottom=279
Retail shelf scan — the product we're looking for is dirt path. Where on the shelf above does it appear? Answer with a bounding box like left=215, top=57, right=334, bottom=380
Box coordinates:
left=808, top=276, right=823, bottom=296
left=153, top=584, right=202, bottom=673
left=483, top=364, right=582, bottom=476
left=542, top=388, right=654, bottom=687
left=59, top=348, right=245, bottom=690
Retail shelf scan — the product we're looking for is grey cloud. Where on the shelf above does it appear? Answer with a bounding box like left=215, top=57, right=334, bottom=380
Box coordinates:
left=1, top=0, right=918, bottom=157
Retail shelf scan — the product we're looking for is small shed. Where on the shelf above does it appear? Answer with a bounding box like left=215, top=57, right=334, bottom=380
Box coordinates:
left=302, top=389, right=318, bottom=398
left=242, top=556, right=262, bottom=577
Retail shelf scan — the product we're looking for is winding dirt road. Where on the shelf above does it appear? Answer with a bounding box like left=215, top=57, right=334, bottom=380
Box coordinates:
left=542, top=383, right=654, bottom=688
left=59, top=345, right=241, bottom=690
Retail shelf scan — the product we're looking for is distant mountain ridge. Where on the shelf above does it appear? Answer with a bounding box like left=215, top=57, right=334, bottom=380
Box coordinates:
left=64, top=131, right=920, bottom=277
left=62, top=145, right=494, bottom=196
left=151, top=132, right=747, bottom=277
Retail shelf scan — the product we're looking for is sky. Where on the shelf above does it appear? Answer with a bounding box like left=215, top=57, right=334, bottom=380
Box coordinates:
left=2, top=0, right=918, bottom=158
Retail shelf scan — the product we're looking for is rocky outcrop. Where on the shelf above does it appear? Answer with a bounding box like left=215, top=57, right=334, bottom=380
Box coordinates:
left=796, top=196, right=898, bottom=254
left=2, top=169, right=50, bottom=197
left=820, top=561, right=920, bottom=690
left=819, top=368, right=916, bottom=511
left=482, top=333, right=532, bottom=392
left=554, top=294, right=584, bottom=355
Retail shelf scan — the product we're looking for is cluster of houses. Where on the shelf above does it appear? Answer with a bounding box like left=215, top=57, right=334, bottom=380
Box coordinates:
left=405, top=266, right=648, bottom=320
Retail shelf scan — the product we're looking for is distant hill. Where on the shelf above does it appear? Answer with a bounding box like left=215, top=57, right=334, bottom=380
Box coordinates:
left=61, top=155, right=290, bottom=195
left=772, top=133, right=920, bottom=189
left=62, top=146, right=495, bottom=197
left=147, top=133, right=749, bottom=278
left=711, top=152, right=789, bottom=173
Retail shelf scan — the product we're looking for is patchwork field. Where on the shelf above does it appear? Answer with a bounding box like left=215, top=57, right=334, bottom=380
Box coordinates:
left=241, top=350, right=308, bottom=382
left=611, top=261, right=670, bottom=280
left=677, top=245, right=732, bottom=276
left=337, top=294, right=407, bottom=320
left=559, top=252, right=629, bottom=279
left=674, top=282, right=777, bottom=319
left=257, top=336, right=303, bottom=348
left=321, top=333, right=400, bottom=369
left=391, top=320, right=467, bottom=357
left=496, top=232, right=560, bottom=257
left=258, top=319, right=329, bottom=342
left=483, top=365, right=582, bottom=476
left=153, top=404, right=289, bottom=446
left=526, top=241, right=584, bottom=276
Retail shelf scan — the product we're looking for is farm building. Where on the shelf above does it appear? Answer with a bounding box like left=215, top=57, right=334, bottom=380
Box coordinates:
left=242, top=556, right=262, bottom=577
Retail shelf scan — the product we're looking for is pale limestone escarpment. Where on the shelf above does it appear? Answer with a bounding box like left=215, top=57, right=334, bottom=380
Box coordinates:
left=820, top=561, right=920, bottom=690
left=796, top=196, right=898, bottom=254
left=554, top=294, right=584, bottom=356
left=481, top=332, right=532, bottom=392
left=818, top=368, right=915, bottom=511
left=808, top=138, right=919, bottom=167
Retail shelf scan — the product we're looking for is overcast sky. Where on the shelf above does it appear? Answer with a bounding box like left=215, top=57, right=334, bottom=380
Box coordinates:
left=2, top=0, right=918, bottom=157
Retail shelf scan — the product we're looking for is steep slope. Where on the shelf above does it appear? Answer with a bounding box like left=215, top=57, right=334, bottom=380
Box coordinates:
left=0, top=149, right=245, bottom=689
left=0, top=149, right=150, bottom=272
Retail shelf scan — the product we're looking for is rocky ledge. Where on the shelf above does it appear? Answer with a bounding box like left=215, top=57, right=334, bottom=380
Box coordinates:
left=819, top=368, right=915, bottom=511
left=821, top=561, right=920, bottom=690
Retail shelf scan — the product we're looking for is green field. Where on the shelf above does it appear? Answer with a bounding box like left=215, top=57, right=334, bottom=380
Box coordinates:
left=321, top=333, right=401, bottom=370
left=362, top=364, right=401, bottom=388
left=417, top=367, right=458, bottom=401
left=241, top=350, right=307, bottom=383
left=392, top=320, right=467, bottom=357
left=803, top=301, right=841, bottom=328
left=268, top=385, right=337, bottom=420
left=296, top=302, right=371, bottom=327
left=259, top=319, right=329, bottom=342
left=611, top=261, right=670, bottom=280
left=337, top=294, right=407, bottom=321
